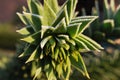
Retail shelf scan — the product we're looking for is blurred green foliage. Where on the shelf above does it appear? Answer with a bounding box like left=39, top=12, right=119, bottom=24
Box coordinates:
left=0, top=24, right=20, bottom=49
left=0, top=42, right=48, bottom=80
left=83, top=0, right=120, bottom=42
left=70, top=48, right=120, bottom=80
left=0, top=48, right=32, bottom=80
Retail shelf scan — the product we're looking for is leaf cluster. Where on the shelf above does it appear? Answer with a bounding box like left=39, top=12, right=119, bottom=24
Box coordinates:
left=17, top=0, right=103, bottom=80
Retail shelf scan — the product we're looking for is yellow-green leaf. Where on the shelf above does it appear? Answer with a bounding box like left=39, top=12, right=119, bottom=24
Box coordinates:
left=70, top=51, right=90, bottom=79
left=67, top=23, right=82, bottom=37
left=70, top=16, right=98, bottom=34
left=80, top=34, right=104, bottom=50
left=26, top=46, right=40, bottom=63
left=46, top=0, right=59, bottom=13
left=40, top=36, right=52, bottom=49
left=33, top=67, right=42, bottom=80
left=43, top=0, right=56, bottom=26
left=21, top=31, right=40, bottom=44
left=54, top=18, right=66, bottom=33
left=27, top=0, right=40, bottom=14
left=16, top=26, right=34, bottom=35
left=17, top=13, right=30, bottom=25
left=23, top=12, right=42, bottom=31
left=19, top=44, right=36, bottom=57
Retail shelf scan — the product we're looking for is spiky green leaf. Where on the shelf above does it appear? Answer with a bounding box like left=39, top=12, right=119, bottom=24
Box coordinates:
left=26, top=46, right=40, bottom=63
left=21, top=31, right=40, bottom=44
left=23, top=12, right=42, bottom=31
left=27, top=0, right=41, bottom=14
left=17, top=13, right=30, bottom=25
left=19, top=44, right=36, bottom=57
left=33, top=67, right=42, bottom=80
left=77, top=35, right=100, bottom=52
left=40, top=36, right=52, bottom=49
left=16, top=26, right=34, bottom=35
left=70, top=16, right=98, bottom=34
left=43, top=0, right=56, bottom=26
left=80, top=34, right=104, bottom=50
left=67, top=23, right=82, bottom=37
left=54, top=18, right=66, bottom=33
left=46, top=0, right=59, bottom=13
left=70, top=51, right=90, bottom=79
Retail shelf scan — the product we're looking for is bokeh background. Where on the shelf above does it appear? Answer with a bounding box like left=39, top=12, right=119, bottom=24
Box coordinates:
left=0, top=0, right=120, bottom=80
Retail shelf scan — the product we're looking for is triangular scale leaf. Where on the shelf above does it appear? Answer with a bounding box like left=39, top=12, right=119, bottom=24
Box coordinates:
left=40, top=36, right=52, bottom=49
left=16, top=26, right=34, bottom=35
left=56, top=62, right=63, bottom=78
left=23, top=12, right=42, bottom=31
left=21, top=31, right=41, bottom=44
left=17, top=13, right=30, bottom=25
left=41, top=26, right=55, bottom=38
left=70, top=16, right=98, bottom=34
left=52, top=9, right=65, bottom=27
left=31, top=62, right=37, bottom=77
left=62, top=56, right=71, bottom=80
left=19, top=44, right=36, bottom=57
left=43, top=0, right=56, bottom=26
left=26, top=46, right=40, bottom=63
left=74, top=38, right=90, bottom=51
left=80, top=34, right=104, bottom=50
left=27, top=0, right=40, bottom=14
left=51, top=0, right=69, bottom=27
left=67, top=23, right=82, bottom=37
left=33, top=1, right=44, bottom=16
left=67, top=39, right=76, bottom=46
left=54, top=18, right=66, bottom=33
left=67, top=0, right=78, bottom=20
left=44, top=60, right=56, bottom=80
left=33, top=67, right=42, bottom=80
left=46, top=0, right=59, bottom=13
left=64, top=6, right=69, bottom=25
left=67, top=0, right=73, bottom=20
left=70, top=51, right=90, bottom=79
left=77, top=36, right=100, bottom=52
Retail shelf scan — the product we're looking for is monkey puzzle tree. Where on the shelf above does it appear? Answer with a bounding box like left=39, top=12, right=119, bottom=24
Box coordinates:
left=16, top=0, right=103, bottom=80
